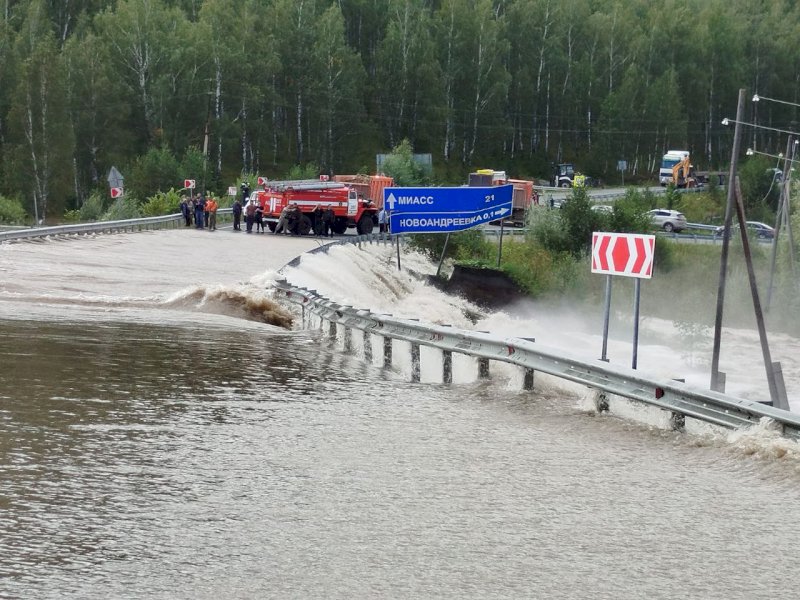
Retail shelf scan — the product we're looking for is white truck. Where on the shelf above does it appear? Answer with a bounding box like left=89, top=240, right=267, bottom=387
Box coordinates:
left=659, top=150, right=690, bottom=186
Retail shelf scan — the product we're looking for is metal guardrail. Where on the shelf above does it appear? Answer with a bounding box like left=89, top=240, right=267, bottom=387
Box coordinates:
left=0, top=208, right=234, bottom=243
left=273, top=261, right=800, bottom=440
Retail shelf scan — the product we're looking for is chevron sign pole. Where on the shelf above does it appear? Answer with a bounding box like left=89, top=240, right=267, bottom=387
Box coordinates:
left=591, top=232, right=656, bottom=369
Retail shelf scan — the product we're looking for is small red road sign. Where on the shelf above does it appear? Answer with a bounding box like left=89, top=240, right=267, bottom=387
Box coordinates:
left=184, top=179, right=196, bottom=189
left=257, top=176, right=268, bottom=186
left=110, top=187, right=123, bottom=198
left=591, top=232, right=655, bottom=279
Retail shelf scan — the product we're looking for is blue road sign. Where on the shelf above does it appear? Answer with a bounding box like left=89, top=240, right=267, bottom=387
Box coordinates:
left=385, top=185, right=513, bottom=234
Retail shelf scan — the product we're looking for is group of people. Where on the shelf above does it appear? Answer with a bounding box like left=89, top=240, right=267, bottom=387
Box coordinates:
left=181, top=183, right=359, bottom=238
left=241, top=198, right=267, bottom=234
left=180, top=194, right=218, bottom=230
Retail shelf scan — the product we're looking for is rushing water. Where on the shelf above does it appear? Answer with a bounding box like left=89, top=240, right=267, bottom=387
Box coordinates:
left=1, top=229, right=800, bottom=599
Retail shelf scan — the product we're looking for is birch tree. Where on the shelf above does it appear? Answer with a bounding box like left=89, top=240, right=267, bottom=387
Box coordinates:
left=313, top=4, right=365, bottom=170
left=7, top=1, right=72, bottom=221
left=93, top=0, right=185, bottom=145
left=375, top=0, right=439, bottom=148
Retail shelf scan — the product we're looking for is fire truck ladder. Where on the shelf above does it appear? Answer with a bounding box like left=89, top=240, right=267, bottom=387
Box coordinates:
left=261, top=179, right=347, bottom=191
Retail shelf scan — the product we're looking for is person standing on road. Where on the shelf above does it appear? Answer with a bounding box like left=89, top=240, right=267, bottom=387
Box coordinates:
left=206, top=195, right=218, bottom=231
left=194, top=195, right=205, bottom=229
left=232, top=198, right=242, bottom=231
left=322, top=207, right=335, bottom=237
left=312, top=204, right=323, bottom=236
left=180, top=196, right=191, bottom=227
left=287, top=204, right=301, bottom=236
left=378, top=207, right=387, bottom=233
left=245, top=199, right=256, bottom=233
left=255, top=202, right=264, bottom=233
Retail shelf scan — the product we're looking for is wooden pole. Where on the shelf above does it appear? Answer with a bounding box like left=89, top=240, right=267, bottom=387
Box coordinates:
left=734, top=178, right=784, bottom=408
left=711, top=88, right=746, bottom=392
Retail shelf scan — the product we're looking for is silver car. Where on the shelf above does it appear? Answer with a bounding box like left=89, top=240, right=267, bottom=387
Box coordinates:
left=648, top=208, right=687, bottom=233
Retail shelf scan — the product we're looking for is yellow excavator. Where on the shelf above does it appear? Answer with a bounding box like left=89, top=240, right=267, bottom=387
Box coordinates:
left=671, top=156, right=697, bottom=188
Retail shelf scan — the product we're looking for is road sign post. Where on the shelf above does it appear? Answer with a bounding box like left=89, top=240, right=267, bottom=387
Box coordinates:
left=107, top=166, right=124, bottom=190
left=591, top=232, right=656, bottom=369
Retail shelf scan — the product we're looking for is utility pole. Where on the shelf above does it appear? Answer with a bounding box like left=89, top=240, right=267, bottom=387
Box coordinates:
left=766, top=137, right=794, bottom=309
left=710, top=88, right=746, bottom=393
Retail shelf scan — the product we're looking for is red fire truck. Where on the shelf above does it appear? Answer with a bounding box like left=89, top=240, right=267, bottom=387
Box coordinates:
left=252, top=179, right=378, bottom=235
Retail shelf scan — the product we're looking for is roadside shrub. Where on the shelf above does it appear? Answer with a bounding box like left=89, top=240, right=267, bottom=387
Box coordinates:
left=0, top=194, right=28, bottom=224
left=141, top=188, right=181, bottom=216
left=381, top=139, right=429, bottom=186
left=527, top=206, right=571, bottom=254
left=740, top=155, right=780, bottom=215
left=408, top=229, right=493, bottom=263
left=607, top=190, right=652, bottom=232
left=675, top=192, right=723, bottom=224
left=545, top=251, right=592, bottom=298
left=498, top=240, right=554, bottom=297
left=127, top=146, right=181, bottom=199
left=102, top=196, right=141, bottom=221
left=77, top=192, right=106, bottom=221
left=558, top=186, right=604, bottom=257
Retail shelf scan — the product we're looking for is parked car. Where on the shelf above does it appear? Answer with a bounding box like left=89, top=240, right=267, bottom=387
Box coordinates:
left=591, top=204, right=613, bottom=213
left=714, top=221, right=775, bottom=240
left=647, top=209, right=687, bottom=233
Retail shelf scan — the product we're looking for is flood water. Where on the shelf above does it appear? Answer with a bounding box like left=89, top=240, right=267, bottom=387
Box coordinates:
left=1, top=229, right=800, bottom=599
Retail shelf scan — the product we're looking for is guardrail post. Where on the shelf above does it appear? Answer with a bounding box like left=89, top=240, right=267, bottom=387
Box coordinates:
left=523, top=368, right=535, bottom=390
left=670, top=412, right=686, bottom=431
left=595, top=392, right=609, bottom=413
left=772, top=361, right=790, bottom=411
left=411, top=343, right=420, bottom=382
left=478, top=358, right=490, bottom=379
left=712, top=371, right=726, bottom=393
left=343, top=326, right=352, bottom=353
left=363, top=331, right=373, bottom=362
left=329, top=320, right=336, bottom=339
left=383, top=337, right=392, bottom=368
left=442, top=350, right=452, bottom=384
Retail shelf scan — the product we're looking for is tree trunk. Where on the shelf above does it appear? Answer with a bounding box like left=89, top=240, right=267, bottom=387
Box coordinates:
left=296, top=90, right=304, bottom=163
left=533, top=0, right=551, bottom=150
left=545, top=70, right=551, bottom=153
left=442, top=9, right=455, bottom=162
left=214, top=57, right=223, bottom=178
left=241, top=97, right=249, bottom=172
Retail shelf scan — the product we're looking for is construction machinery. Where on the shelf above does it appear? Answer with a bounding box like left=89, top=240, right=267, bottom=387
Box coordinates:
left=551, top=163, right=576, bottom=187
left=671, top=154, right=698, bottom=188
left=659, top=150, right=698, bottom=187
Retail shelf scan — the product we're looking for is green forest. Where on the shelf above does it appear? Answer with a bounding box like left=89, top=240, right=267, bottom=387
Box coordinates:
left=0, top=0, right=799, bottom=222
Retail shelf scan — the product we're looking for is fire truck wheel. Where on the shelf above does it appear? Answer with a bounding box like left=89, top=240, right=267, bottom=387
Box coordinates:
left=267, top=222, right=276, bottom=233
left=298, top=215, right=312, bottom=235
left=356, top=214, right=374, bottom=235
left=332, top=219, right=348, bottom=235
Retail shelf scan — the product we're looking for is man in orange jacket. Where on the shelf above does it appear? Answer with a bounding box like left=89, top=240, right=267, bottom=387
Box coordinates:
left=206, top=196, right=218, bottom=231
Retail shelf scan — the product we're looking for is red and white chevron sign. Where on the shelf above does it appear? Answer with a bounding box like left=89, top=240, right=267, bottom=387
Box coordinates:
left=591, top=232, right=656, bottom=279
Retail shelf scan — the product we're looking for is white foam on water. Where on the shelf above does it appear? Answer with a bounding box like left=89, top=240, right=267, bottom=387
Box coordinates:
left=280, top=242, right=800, bottom=421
